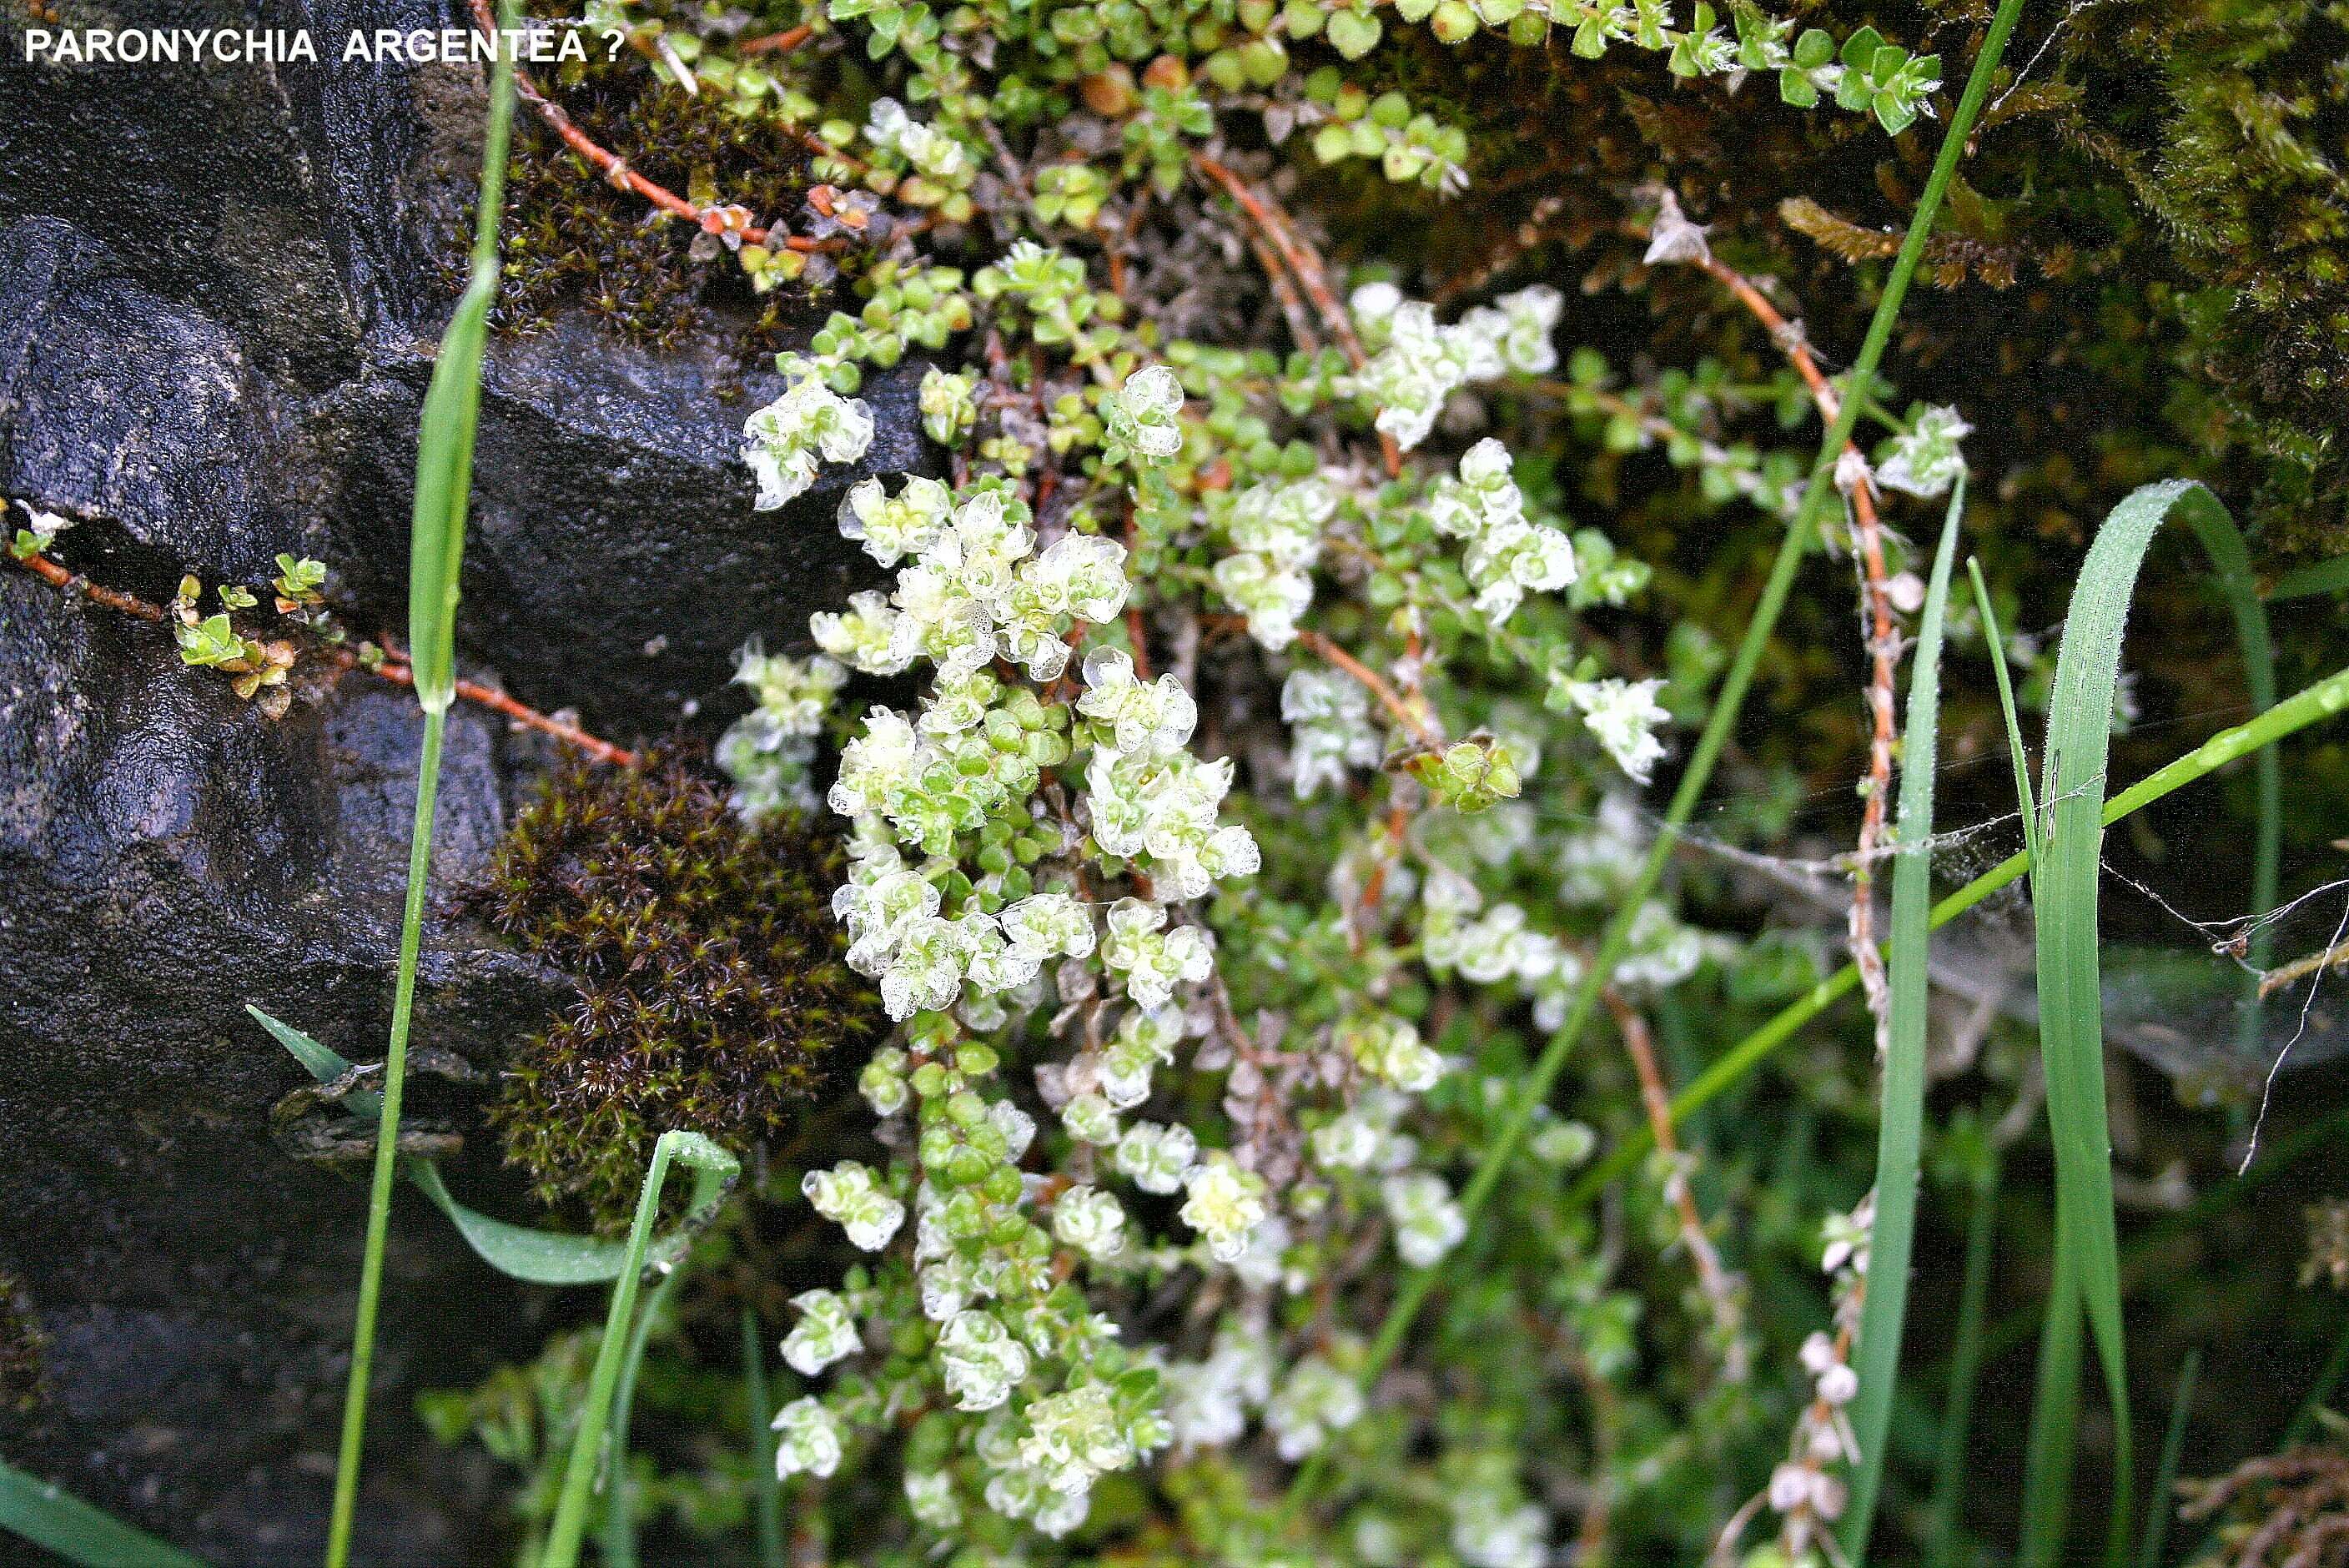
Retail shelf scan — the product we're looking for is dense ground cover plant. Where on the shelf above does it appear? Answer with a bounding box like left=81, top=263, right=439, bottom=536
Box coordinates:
left=9, top=1, right=2349, bottom=1565
left=380, top=1, right=2349, bottom=1562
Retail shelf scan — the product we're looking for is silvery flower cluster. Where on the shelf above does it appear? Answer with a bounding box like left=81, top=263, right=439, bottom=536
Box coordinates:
left=713, top=193, right=1738, bottom=1552
left=1426, top=436, right=1578, bottom=625
left=741, top=375, right=877, bottom=510
left=1343, top=281, right=1563, bottom=450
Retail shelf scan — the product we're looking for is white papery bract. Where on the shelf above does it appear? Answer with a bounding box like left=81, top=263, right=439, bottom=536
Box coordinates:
left=743, top=376, right=875, bottom=510
left=1452, top=1495, right=1552, bottom=1568
left=772, top=1396, right=845, bottom=1480
left=1283, top=667, right=1383, bottom=797
left=1179, top=1152, right=1269, bottom=1263
left=1382, top=1172, right=1467, bottom=1267
left=719, top=649, right=845, bottom=818
left=1052, top=1184, right=1128, bottom=1259
left=905, top=1470, right=963, bottom=1530
left=838, top=474, right=953, bottom=566
left=1340, top=1013, right=1446, bottom=1093
left=1000, top=892, right=1096, bottom=962
left=1310, top=1111, right=1383, bottom=1172
left=1019, top=1384, right=1135, bottom=1494
left=1345, top=286, right=1565, bottom=450
left=1428, top=440, right=1576, bottom=626
left=1115, top=1119, right=1198, bottom=1194
left=938, top=1309, right=1032, bottom=1410
left=1875, top=405, right=1973, bottom=497
left=1100, top=898, right=1215, bottom=1007
left=782, top=1289, right=863, bottom=1375
left=1106, top=364, right=1185, bottom=460
left=811, top=590, right=913, bottom=676
left=803, top=1161, right=906, bottom=1251
left=1562, top=676, right=1672, bottom=784
left=1211, top=475, right=1335, bottom=649
left=1265, top=1354, right=1366, bottom=1460
left=865, top=96, right=968, bottom=180
left=1076, top=647, right=1196, bottom=756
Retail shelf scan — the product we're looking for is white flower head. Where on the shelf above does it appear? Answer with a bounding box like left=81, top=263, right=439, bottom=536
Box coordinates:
left=1108, top=364, right=1186, bottom=461
left=1563, top=676, right=1671, bottom=784
left=1265, top=1355, right=1364, bottom=1461
left=772, top=1396, right=844, bottom=1480
left=1179, top=1152, right=1269, bottom=1264
left=1052, top=1184, right=1128, bottom=1260
left=1877, top=405, right=1974, bottom=498
left=742, top=376, right=875, bottom=510
left=803, top=1161, right=906, bottom=1251
left=1381, top=1171, right=1467, bottom=1267
left=781, top=1289, right=862, bottom=1376
left=938, top=1309, right=1032, bottom=1411
left=1115, top=1119, right=1198, bottom=1194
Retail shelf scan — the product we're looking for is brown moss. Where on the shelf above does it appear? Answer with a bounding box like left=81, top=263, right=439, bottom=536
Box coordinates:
left=468, top=750, right=885, bottom=1229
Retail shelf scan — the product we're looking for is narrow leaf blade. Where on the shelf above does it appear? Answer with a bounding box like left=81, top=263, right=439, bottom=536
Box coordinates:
left=1843, top=475, right=1967, bottom=1555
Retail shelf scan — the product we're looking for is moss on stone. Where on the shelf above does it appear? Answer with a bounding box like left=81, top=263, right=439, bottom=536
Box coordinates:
left=468, top=750, right=885, bottom=1229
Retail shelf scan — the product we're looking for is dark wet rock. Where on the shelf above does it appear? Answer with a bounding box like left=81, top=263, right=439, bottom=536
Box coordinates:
left=0, top=0, right=908, bottom=1557
left=0, top=0, right=908, bottom=741
left=0, top=574, right=577, bottom=1562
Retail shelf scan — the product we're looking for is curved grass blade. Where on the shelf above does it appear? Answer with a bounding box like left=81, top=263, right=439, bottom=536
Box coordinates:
left=2020, top=1259, right=2085, bottom=1564
left=0, top=1460, right=205, bottom=1568
left=599, top=1262, right=688, bottom=1568
left=1279, top=0, right=2034, bottom=1520
left=251, top=1006, right=722, bottom=1285
left=1979, top=557, right=2084, bottom=1565
left=1564, top=658, right=2349, bottom=1211
left=2028, top=480, right=2273, bottom=1560
left=1843, top=475, right=1968, bottom=1558
left=1970, top=557, right=2042, bottom=874
left=542, top=1131, right=741, bottom=1568
left=405, top=0, right=520, bottom=717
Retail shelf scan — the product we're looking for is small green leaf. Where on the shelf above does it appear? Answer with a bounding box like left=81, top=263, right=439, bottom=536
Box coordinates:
left=0, top=1460, right=203, bottom=1568
left=1779, top=68, right=1820, bottom=107
left=1327, top=8, right=1381, bottom=58
left=1840, top=23, right=1884, bottom=68
left=1792, top=24, right=1834, bottom=68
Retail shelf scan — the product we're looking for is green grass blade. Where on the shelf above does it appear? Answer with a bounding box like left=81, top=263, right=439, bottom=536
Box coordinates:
left=542, top=1131, right=741, bottom=1568
left=1981, top=550, right=2084, bottom=1565
left=2283, top=1309, right=2349, bottom=1450
left=600, top=1263, right=689, bottom=1568
left=1280, top=0, right=2033, bottom=1520
left=324, top=13, right=521, bottom=1563
left=0, top=1460, right=205, bottom=1568
left=326, top=708, right=446, bottom=1568
left=253, top=1005, right=727, bottom=1285
left=1843, top=475, right=1969, bottom=1558
left=1563, top=657, right=2349, bottom=1210
left=742, top=1306, right=788, bottom=1568
left=2028, top=480, right=2271, bottom=1560
left=405, top=0, right=519, bottom=715
left=2138, top=1349, right=2200, bottom=1568
left=1926, top=1153, right=2003, bottom=1568
left=1969, top=557, right=2042, bottom=872
left=2269, top=552, right=2349, bottom=601
left=2020, top=1259, right=2085, bottom=1565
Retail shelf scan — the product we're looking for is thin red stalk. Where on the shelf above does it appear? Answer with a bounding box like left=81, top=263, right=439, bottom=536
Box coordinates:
left=1697, top=249, right=1900, bottom=1044
left=10, top=547, right=637, bottom=766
